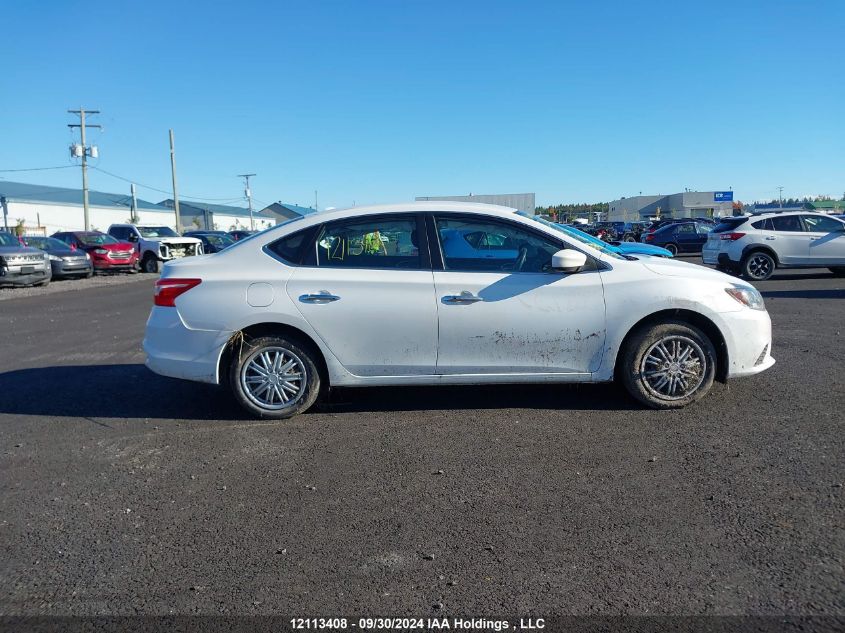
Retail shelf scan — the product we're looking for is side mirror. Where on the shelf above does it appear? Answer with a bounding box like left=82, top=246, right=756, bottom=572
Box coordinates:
left=127, top=233, right=139, bottom=242
left=552, top=249, right=587, bottom=273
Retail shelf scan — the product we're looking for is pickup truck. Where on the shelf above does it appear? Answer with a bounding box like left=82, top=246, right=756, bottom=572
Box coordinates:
left=107, top=224, right=203, bottom=273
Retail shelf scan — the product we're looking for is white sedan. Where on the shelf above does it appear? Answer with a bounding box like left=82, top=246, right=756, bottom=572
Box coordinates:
left=143, top=202, right=775, bottom=418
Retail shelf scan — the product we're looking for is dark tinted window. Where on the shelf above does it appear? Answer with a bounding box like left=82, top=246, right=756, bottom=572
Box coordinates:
left=316, top=216, right=420, bottom=269
left=770, top=215, right=804, bottom=232
left=267, top=227, right=315, bottom=264
left=801, top=215, right=843, bottom=233
left=715, top=218, right=748, bottom=232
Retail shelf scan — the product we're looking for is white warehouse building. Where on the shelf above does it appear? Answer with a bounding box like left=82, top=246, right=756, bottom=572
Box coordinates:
left=0, top=181, right=281, bottom=235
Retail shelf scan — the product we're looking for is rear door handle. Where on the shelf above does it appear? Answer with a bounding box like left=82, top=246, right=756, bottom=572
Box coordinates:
left=299, top=291, right=340, bottom=304
left=442, top=291, right=482, bottom=304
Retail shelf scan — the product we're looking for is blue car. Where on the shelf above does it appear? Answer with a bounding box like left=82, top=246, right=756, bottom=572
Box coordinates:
left=551, top=223, right=673, bottom=258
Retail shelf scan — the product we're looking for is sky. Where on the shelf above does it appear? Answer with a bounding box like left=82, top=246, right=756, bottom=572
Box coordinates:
left=1, top=0, right=843, bottom=209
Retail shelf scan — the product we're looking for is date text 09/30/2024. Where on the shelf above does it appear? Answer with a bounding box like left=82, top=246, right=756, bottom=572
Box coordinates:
left=290, top=618, right=546, bottom=630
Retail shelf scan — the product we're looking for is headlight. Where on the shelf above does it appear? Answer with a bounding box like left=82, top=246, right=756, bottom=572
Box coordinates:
left=94, top=248, right=108, bottom=254
left=49, top=254, right=61, bottom=261
left=725, top=284, right=766, bottom=311
left=85, top=252, right=92, bottom=260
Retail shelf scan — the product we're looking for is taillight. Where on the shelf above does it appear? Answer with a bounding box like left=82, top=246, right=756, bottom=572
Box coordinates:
left=154, top=278, right=202, bottom=307
left=719, top=232, right=746, bottom=241
left=645, top=234, right=655, bottom=241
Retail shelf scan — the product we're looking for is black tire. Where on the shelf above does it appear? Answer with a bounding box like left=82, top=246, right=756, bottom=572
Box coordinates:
left=620, top=320, right=717, bottom=410
left=229, top=335, right=322, bottom=419
left=142, top=254, right=160, bottom=274
left=829, top=267, right=845, bottom=277
left=664, top=243, right=678, bottom=256
left=742, top=250, right=776, bottom=281
left=624, top=235, right=637, bottom=242
left=85, top=269, right=94, bottom=278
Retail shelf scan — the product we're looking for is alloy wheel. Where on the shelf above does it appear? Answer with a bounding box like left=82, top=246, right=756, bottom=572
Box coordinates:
left=640, top=335, right=706, bottom=401
left=747, top=254, right=773, bottom=280
left=239, top=346, right=307, bottom=410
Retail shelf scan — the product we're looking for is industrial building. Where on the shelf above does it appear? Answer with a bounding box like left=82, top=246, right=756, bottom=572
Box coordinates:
left=0, top=181, right=313, bottom=235
left=415, top=193, right=536, bottom=214
left=607, top=191, right=735, bottom=222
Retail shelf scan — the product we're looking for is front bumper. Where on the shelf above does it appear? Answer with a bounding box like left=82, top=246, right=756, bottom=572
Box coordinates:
left=143, top=306, right=232, bottom=385
left=92, top=255, right=139, bottom=270
left=717, top=307, right=776, bottom=378
left=0, top=265, right=51, bottom=286
left=51, top=258, right=93, bottom=277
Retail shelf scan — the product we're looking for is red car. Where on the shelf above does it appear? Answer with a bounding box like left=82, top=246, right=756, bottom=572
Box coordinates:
left=51, top=231, right=140, bottom=272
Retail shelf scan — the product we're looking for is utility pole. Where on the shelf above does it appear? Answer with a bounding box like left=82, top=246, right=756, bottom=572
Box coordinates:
left=1, top=196, right=8, bottom=232
left=169, top=129, right=182, bottom=234
left=777, top=186, right=784, bottom=209
left=238, top=173, right=256, bottom=230
left=68, top=108, right=102, bottom=230
left=130, top=183, right=138, bottom=223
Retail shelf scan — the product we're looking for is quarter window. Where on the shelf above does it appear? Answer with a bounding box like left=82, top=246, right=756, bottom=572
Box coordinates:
left=435, top=216, right=563, bottom=273
left=267, top=227, right=316, bottom=265
left=316, top=216, right=420, bottom=269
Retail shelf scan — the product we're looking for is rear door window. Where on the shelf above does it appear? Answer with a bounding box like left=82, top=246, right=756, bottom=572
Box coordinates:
left=315, top=215, right=422, bottom=269
left=771, top=215, right=805, bottom=232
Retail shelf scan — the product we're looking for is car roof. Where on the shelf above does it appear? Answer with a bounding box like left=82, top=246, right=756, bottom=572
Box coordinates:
left=308, top=201, right=522, bottom=223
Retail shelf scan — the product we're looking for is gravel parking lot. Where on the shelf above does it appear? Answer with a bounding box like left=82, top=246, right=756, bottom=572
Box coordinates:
left=0, top=259, right=842, bottom=624
left=0, top=270, right=153, bottom=301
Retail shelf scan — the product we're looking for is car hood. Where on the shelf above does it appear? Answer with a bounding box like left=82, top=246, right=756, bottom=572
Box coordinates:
left=144, top=236, right=203, bottom=244
left=641, top=256, right=735, bottom=282
left=79, top=242, right=134, bottom=251
left=0, top=245, right=46, bottom=256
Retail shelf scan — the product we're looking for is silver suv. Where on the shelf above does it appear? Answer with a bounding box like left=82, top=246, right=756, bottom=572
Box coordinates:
left=702, top=212, right=845, bottom=280
left=0, top=231, right=51, bottom=287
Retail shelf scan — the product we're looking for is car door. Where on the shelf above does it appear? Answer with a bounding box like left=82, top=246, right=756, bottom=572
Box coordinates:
left=431, top=213, right=606, bottom=376
left=768, top=214, right=808, bottom=264
left=673, top=224, right=698, bottom=252
left=285, top=213, right=438, bottom=377
left=801, top=214, right=845, bottom=265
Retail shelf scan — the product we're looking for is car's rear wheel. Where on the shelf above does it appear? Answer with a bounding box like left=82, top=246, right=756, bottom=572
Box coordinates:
left=664, top=243, right=678, bottom=256
left=620, top=320, right=717, bottom=409
left=742, top=251, right=775, bottom=281
left=229, top=335, right=321, bottom=419
left=829, top=267, right=845, bottom=277
left=624, top=234, right=637, bottom=242
left=142, top=254, right=160, bottom=274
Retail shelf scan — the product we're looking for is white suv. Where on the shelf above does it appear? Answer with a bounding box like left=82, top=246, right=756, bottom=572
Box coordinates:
left=702, top=212, right=845, bottom=281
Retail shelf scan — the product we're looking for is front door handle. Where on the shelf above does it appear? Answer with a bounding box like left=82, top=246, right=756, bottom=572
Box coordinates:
left=442, top=291, right=482, bottom=304
left=299, top=291, right=340, bottom=304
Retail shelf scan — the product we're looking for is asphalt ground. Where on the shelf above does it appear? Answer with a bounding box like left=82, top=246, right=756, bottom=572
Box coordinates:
left=0, top=260, right=842, bottom=626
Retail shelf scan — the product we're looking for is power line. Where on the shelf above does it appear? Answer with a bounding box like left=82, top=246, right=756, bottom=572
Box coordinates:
left=0, top=165, right=75, bottom=173
left=90, top=166, right=247, bottom=202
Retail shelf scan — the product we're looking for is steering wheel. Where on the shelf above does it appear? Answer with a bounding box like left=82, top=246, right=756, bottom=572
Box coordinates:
left=515, top=244, right=529, bottom=272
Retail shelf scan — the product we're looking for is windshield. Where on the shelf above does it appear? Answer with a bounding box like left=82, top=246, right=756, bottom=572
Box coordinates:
left=0, top=232, right=20, bottom=247
left=77, top=232, right=119, bottom=246
left=205, top=234, right=235, bottom=247
left=519, top=213, right=626, bottom=260
left=22, top=237, right=69, bottom=250
left=138, top=226, right=179, bottom=238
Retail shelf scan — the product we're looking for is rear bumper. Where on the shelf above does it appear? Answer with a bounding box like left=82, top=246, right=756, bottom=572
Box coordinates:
left=143, top=306, right=231, bottom=385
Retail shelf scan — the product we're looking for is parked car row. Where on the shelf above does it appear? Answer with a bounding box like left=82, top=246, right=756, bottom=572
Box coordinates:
left=0, top=225, right=256, bottom=287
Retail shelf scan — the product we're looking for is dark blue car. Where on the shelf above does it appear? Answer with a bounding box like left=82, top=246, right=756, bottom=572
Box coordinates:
left=642, top=221, right=713, bottom=256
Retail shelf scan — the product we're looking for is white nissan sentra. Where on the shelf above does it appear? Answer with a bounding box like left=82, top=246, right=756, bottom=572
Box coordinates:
left=143, top=202, right=774, bottom=418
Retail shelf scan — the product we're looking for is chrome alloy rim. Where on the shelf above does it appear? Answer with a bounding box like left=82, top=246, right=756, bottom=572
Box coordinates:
left=640, top=335, right=706, bottom=401
left=748, top=254, right=773, bottom=279
left=240, top=346, right=307, bottom=410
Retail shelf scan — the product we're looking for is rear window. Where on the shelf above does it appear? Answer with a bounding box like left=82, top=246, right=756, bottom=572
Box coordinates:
left=712, top=218, right=748, bottom=233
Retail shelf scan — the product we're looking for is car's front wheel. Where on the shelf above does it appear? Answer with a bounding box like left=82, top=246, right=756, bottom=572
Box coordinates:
left=229, top=335, right=322, bottom=419
left=742, top=251, right=775, bottom=281
left=142, top=254, right=160, bottom=274
left=620, top=320, right=717, bottom=409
